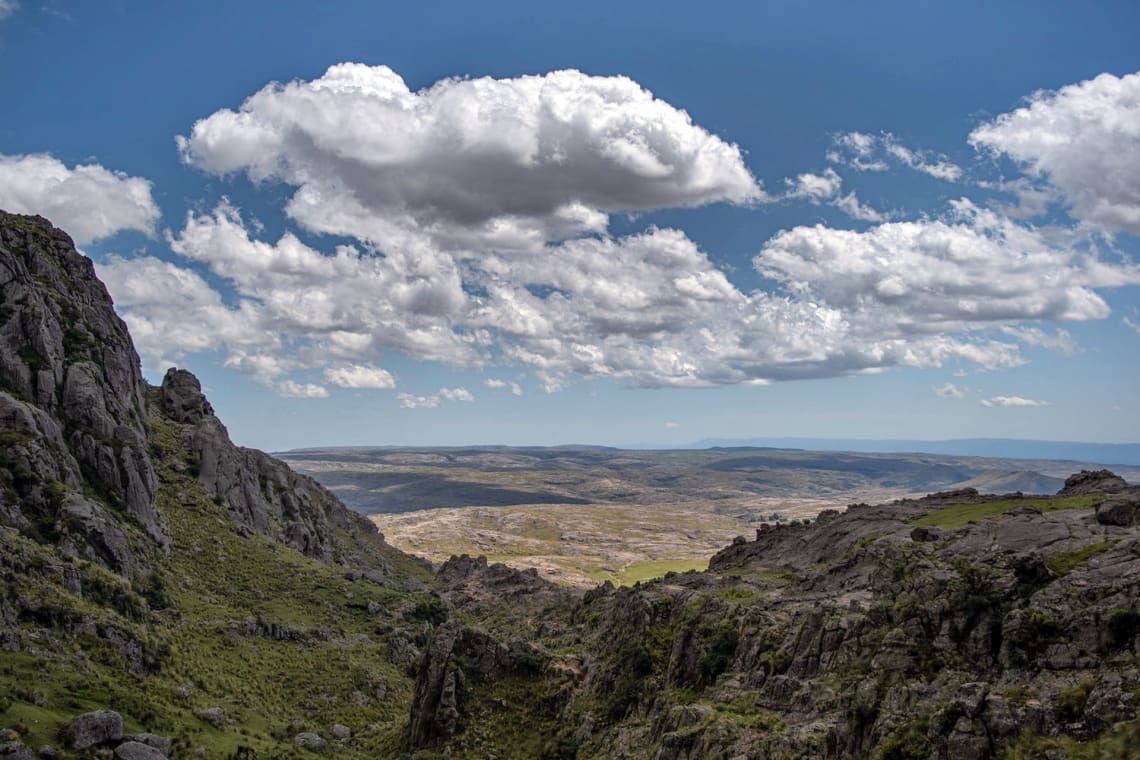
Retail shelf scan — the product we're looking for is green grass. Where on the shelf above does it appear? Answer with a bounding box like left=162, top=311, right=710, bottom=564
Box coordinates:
left=582, top=558, right=709, bottom=586
left=0, top=414, right=432, bottom=758
left=911, top=495, right=1099, bottom=529
left=1045, top=540, right=1116, bottom=576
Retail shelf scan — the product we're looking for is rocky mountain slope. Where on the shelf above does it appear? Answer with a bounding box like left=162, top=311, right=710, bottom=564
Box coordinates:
left=1, top=210, right=1139, bottom=759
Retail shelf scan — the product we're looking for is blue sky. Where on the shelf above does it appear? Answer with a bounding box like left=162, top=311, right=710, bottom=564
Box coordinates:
left=2, top=1, right=1139, bottom=450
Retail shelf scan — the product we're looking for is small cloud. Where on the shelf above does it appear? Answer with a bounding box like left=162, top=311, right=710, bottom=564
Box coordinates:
left=830, top=132, right=962, bottom=181
left=980, top=395, right=1050, bottom=408
left=485, top=378, right=523, bottom=396
left=439, top=386, right=474, bottom=402
left=934, top=382, right=966, bottom=399
left=278, top=380, right=330, bottom=398
left=664, top=421, right=679, bottom=429
left=1123, top=316, right=1140, bottom=335
left=1000, top=326, right=1080, bottom=355
left=324, top=364, right=396, bottom=389
left=399, top=386, right=473, bottom=409
left=0, top=1, right=17, bottom=20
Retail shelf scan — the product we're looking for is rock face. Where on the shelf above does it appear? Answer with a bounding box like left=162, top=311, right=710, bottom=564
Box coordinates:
left=0, top=212, right=165, bottom=575
left=158, top=367, right=387, bottom=564
left=0, top=211, right=391, bottom=577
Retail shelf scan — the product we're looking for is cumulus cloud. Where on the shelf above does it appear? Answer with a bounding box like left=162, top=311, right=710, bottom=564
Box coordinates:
left=104, top=193, right=1140, bottom=396
left=178, top=63, right=762, bottom=253
left=323, top=364, right=396, bottom=389
left=484, top=378, right=523, bottom=396
left=398, top=386, right=474, bottom=409
left=934, top=382, right=966, bottom=399
left=970, top=71, right=1140, bottom=233
left=783, top=168, right=886, bottom=221
left=829, top=132, right=962, bottom=181
left=278, top=380, right=330, bottom=398
left=754, top=200, right=1140, bottom=333
left=980, top=396, right=1050, bottom=408
left=95, top=255, right=274, bottom=371
left=0, top=154, right=159, bottom=244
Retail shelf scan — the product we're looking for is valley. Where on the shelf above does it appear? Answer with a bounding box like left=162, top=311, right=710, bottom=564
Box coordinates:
left=281, top=446, right=1140, bottom=587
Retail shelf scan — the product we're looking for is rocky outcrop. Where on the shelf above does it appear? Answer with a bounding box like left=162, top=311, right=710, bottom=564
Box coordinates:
left=157, top=367, right=390, bottom=566
left=412, top=475, right=1140, bottom=759
left=0, top=212, right=165, bottom=575
left=1058, top=469, right=1129, bottom=496
left=407, top=620, right=549, bottom=751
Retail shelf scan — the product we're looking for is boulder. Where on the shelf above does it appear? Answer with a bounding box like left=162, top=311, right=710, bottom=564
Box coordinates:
left=125, top=734, right=172, bottom=756
left=1096, top=495, right=1140, bottom=527
left=293, top=732, right=328, bottom=750
left=195, top=707, right=225, bottom=728
left=113, top=741, right=166, bottom=760
left=63, top=710, right=123, bottom=750
left=330, top=724, right=351, bottom=740
left=0, top=741, right=34, bottom=760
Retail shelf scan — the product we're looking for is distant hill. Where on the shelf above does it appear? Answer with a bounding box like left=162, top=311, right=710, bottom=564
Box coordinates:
left=691, top=437, right=1140, bottom=466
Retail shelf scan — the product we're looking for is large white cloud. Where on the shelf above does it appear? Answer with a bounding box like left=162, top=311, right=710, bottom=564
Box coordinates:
left=754, top=200, right=1139, bottom=333
left=970, top=71, right=1140, bottom=233
left=0, top=154, right=159, bottom=244
left=100, top=196, right=1140, bottom=396
left=177, top=63, right=763, bottom=252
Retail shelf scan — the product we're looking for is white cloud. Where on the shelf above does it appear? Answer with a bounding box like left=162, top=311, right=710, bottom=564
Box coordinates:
left=782, top=168, right=886, bottom=221
left=95, top=255, right=275, bottom=371
left=323, top=364, right=396, bottom=389
left=832, top=192, right=886, bottom=222
left=278, top=380, right=330, bottom=398
left=1123, top=316, right=1140, bottom=335
left=999, top=326, right=1079, bottom=355
left=0, top=1, right=17, bottom=20
left=398, top=386, right=473, bottom=409
left=483, top=378, right=523, bottom=396
left=934, top=382, right=965, bottom=399
left=397, top=393, right=440, bottom=409
left=970, top=71, right=1140, bottom=234
left=0, top=154, right=159, bottom=244
left=178, top=63, right=762, bottom=253
left=165, top=202, right=476, bottom=366
left=980, top=395, right=1050, bottom=408
left=664, top=421, right=679, bottom=429
left=439, top=386, right=474, bottom=402
left=785, top=168, right=843, bottom=201
left=830, top=132, right=962, bottom=181
left=755, top=200, right=1140, bottom=333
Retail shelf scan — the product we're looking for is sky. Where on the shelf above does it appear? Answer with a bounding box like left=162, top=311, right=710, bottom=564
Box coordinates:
left=1, top=1, right=1139, bottom=451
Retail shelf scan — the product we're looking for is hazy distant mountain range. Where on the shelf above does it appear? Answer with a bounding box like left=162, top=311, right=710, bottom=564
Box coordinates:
left=687, top=437, right=1140, bottom=466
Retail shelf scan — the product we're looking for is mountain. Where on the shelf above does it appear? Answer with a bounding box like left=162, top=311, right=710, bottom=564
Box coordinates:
left=2, top=210, right=1139, bottom=759
left=691, top=437, right=1140, bottom=466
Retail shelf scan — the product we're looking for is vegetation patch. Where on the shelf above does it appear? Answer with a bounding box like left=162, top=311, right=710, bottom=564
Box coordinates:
left=1044, top=540, right=1115, bottom=576
left=911, top=496, right=1099, bottom=529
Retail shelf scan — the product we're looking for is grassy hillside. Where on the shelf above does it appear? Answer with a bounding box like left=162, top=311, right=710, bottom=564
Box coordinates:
left=0, top=414, right=436, bottom=758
